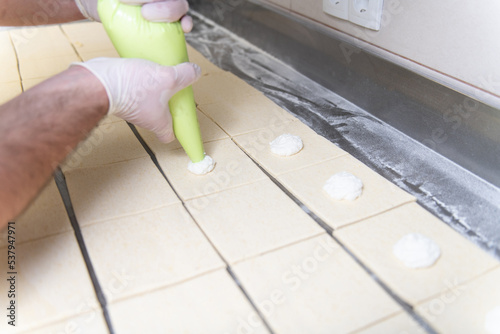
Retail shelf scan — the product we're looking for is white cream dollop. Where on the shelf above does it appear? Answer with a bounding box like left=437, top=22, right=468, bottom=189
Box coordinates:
left=485, top=306, right=500, bottom=334
left=269, top=134, right=303, bottom=156
left=187, top=155, right=215, bottom=175
left=323, top=171, right=363, bottom=201
left=393, top=233, right=441, bottom=269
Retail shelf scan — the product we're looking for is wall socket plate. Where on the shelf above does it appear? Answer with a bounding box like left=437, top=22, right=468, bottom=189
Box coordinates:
left=349, top=0, right=384, bottom=30
left=323, top=0, right=348, bottom=20
left=323, top=0, right=384, bottom=31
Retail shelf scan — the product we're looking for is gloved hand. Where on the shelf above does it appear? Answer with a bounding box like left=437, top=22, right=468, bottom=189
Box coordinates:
left=72, top=58, right=201, bottom=143
left=74, top=0, right=193, bottom=32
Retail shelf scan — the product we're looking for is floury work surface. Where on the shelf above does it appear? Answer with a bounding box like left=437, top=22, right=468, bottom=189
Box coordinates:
left=185, top=10, right=500, bottom=258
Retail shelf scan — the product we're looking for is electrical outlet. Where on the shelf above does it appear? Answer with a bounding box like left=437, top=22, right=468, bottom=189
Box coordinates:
left=348, top=0, right=384, bottom=30
left=323, top=0, right=349, bottom=20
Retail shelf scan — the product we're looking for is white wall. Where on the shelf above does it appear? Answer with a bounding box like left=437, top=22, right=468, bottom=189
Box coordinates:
left=262, top=0, right=500, bottom=108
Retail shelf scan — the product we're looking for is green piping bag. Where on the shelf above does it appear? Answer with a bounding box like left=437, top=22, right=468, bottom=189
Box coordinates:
left=98, top=0, right=205, bottom=163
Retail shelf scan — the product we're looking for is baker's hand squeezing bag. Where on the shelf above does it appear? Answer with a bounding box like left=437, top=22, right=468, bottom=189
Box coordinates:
left=98, top=0, right=205, bottom=162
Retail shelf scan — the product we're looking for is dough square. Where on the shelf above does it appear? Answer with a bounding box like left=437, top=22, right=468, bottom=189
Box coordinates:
left=65, top=156, right=179, bottom=226
left=198, top=93, right=297, bottom=136
left=278, top=155, right=415, bottom=229
left=234, top=121, right=347, bottom=176
left=355, top=312, right=425, bottom=334
left=335, top=203, right=499, bottom=305
left=0, top=179, right=71, bottom=248
left=109, top=269, right=270, bottom=334
left=185, top=179, right=324, bottom=264
left=193, top=72, right=262, bottom=105
left=0, top=232, right=98, bottom=333
left=10, top=26, right=77, bottom=60
left=0, top=31, right=15, bottom=57
left=0, top=32, right=20, bottom=84
left=25, top=312, right=108, bottom=334
left=136, top=109, right=228, bottom=155
left=0, top=82, right=22, bottom=105
left=0, top=65, right=20, bottom=85
left=18, top=54, right=80, bottom=80
left=231, top=234, right=402, bottom=333
left=186, top=44, right=224, bottom=76
left=61, top=22, right=116, bottom=54
left=415, top=267, right=500, bottom=334
left=81, top=204, right=224, bottom=303
left=0, top=61, right=21, bottom=85
left=156, top=138, right=268, bottom=201
left=61, top=121, right=148, bottom=171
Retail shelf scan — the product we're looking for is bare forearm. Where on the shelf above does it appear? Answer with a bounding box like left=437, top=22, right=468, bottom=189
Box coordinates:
left=0, top=66, right=108, bottom=224
left=0, top=0, right=84, bottom=26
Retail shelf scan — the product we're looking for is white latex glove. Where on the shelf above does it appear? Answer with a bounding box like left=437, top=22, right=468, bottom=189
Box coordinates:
left=72, top=58, right=201, bottom=143
left=74, top=0, right=193, bottom=32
